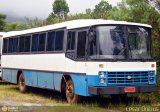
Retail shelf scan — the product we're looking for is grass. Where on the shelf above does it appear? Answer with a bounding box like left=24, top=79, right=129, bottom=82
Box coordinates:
left=0, top=81, right=67, bottom=105
left=0, top=66, right=160, bottom=112
left=0, top=80, right=124, bottom=112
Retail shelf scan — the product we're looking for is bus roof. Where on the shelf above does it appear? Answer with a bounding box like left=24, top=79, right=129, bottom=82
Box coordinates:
left=3, top=19, right=152, bottom=38
left=0, top=32, right=6, bottom=37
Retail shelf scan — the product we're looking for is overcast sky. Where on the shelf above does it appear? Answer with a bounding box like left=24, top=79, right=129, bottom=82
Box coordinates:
left=0, top=0, right=120, bottom=19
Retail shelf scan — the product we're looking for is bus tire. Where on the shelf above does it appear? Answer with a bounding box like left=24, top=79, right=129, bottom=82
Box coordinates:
left=18, top=73, right=27, bottom=93
left=65, top=79, right=80, bottom=103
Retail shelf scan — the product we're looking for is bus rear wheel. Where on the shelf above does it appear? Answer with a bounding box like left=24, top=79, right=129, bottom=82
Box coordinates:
left=18, top=74, right=27, bottom=93
left=65, top=79, right=80, bottom=103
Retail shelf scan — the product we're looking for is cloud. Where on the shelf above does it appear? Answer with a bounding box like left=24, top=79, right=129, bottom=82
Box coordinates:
left=0, top=0, right=120, bottom=19
left=0, top=0, right=53, bottom=19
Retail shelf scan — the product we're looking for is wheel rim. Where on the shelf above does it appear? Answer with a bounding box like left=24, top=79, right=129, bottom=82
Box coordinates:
left=19, top=75, right=25, bottom=89
left=66, top=81, right=74, bottom=102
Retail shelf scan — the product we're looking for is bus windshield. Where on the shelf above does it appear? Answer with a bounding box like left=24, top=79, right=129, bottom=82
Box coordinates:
left=89, top=25, right=152, bottom=60
left=128, top=26, right=152, bottom=60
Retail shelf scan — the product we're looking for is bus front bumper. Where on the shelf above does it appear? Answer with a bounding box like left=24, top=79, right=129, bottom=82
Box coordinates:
left=88, top=85, right=157, bottom=95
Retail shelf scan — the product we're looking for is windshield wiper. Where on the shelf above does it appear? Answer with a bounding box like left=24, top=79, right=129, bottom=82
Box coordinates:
left=113, top=47, right=126, bottom=61
left=132, top=50, right=146, bottom=62
left=118, top=47, right=126, bottom=55
left=128, top=42, right=132, bottom=59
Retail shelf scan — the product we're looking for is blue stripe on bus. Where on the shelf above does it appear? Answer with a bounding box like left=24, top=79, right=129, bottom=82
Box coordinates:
left=70, top=74, right=88, bottom=96
left=2, top=69, right=17, bottom=84
left=2, top=68, right=156, bottom=97
left=24, top=71, right=38, bottom=87
left=53, top=73, right=63, bottom=91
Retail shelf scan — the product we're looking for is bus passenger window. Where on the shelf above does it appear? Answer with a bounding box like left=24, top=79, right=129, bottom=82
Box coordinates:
left=8, top=38, right=13, bottom=53
left=55, top=30, right=64, bottom=51
left=31, top=34, right=39, bottom=52
left=77, top=31, right=86, bottom=58
left=3, top=39, right=8, bottom=53
left=12, top=37, right=19, bottom=52
left=19, top=36, right=25, bottom=52
left=24, top=36, right=31, bottom=52
left=67, top=31, right=75, bottom=51
left=47, top=31, right=56, bottom=51
left=38, top=33, right=46, bottom=51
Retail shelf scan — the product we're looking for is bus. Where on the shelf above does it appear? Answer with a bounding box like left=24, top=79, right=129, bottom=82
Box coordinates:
left=1, top=19, right=157, bottom=103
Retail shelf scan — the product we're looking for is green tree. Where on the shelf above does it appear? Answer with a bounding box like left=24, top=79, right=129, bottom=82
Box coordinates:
left=24, top=17, right=46, bottom=28
left=4, top=22, right=29, bottom=31
left=46, top=13, right=60, bottom=25
left=86, top=8, right=92, bottom=14
left=0, top=13, right=6, bottom=31
left=52, top=0, right=69, bottom=20
left=93, top=0, right=112, bottom=19
left=66, top=13, right=92, bottom=21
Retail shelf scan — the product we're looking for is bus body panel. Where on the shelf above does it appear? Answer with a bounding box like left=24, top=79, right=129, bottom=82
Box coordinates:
left=71, top=74, right=88, bottom=96
left=53, top=73, right=63, bottom=91
left=2, top=68, right=17, bottom=83
left=2, top=54, right=156, bottom=75
left=37, top=72, right=54, bottom=89
left=86, top=62, right=156, bottom=75
left=1, top=54, right=87, bottom=74
left=24, top=71, right=38, bottom=87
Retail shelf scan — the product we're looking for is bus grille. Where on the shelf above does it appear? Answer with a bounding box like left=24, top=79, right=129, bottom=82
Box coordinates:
left=107, top=72, right=149, bottom=85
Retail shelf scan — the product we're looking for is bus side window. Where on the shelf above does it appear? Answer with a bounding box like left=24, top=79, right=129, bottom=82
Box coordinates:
left=24, top=36, right=31, bottom=52
left=77, top=31, right=87, bottom=59
left=47, top=31, right=56, bottom=51
left=12, top=37, right=19, bottom=53
left=8, top=38, right=13, bottom=53
left=55, top=30, right=64, bottom=51
left=19, top=36, right=25, bottom=52
left=67, top=31, right=75, bottom=51
left=31, top=34, right=39, bottom=52
left=3, top=38, right=8, bottom=53
left=38, top=33, right=46, bottom=52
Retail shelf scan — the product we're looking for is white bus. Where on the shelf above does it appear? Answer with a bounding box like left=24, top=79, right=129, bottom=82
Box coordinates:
left=1, top=19, right=157, bottom=103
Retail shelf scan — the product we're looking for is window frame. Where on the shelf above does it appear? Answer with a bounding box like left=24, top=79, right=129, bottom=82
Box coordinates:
left=65, top=30, right=77, bottom=60
left=12, top=36, right=19, bottom=53
left=46, top=28, right=66, bottom=53
left=76, top=29, right=88, bottom=60
left=37, top=32, right=47, bottom=53
left=3, top=38, right=9, bottom=54
left=24, top=35, right=31, bottom=53
left=46, top=31, right=56, bottom=52
left=66, top=30, right=76, bottom=51
left=18, top=34, right=32, bottom=54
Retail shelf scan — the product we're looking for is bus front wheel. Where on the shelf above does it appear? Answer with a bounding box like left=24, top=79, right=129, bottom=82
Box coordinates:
left=18, top=74, right=27, bottom=93
left=65, top=79, right=80, bottom=103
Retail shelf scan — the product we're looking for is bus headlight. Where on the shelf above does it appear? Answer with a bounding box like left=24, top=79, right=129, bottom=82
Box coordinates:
left=150, top=72, right=154, bottom=77
left=99, top=72, right=105, bottom=78
left=100, top=78, right=105, bottom=84
left=150, top=77, right=154, bottom=82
